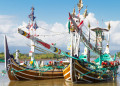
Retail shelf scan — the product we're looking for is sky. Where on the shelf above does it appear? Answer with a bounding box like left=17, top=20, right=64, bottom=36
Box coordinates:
left=0, top=0, right=120, bottom=54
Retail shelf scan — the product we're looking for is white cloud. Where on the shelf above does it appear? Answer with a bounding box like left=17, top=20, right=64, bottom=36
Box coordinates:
left=0, top=13, right=120, bottom=53
left=0, top=15, right=70, bottom=54
left=0, top=16, right=29, bottom=47
left=35, top=21, right=69, bottom=50
left=85, top=13, right=98, bottom=28
left=105, top=21, right=120, bottom=49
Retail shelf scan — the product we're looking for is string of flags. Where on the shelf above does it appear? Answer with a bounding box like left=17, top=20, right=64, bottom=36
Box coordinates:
left=33, top=21, right=39, bottom=30
left=26, top=7, right=39, bottom=30
left=67, top=0, right=88, bottom=34
left=51, top=43, right=56, bottom=46
left=29, top=7, right=36, bottom=21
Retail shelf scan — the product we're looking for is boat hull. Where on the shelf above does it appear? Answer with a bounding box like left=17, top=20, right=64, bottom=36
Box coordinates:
left=63, top=60, right=114, bottom=83
left=7, top=58, right=63, bottom=81
left=4, top=36, right=63, bottom=81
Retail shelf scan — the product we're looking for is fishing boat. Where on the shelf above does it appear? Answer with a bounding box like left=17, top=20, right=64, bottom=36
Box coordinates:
left=0, top=59, right=4, bottom=63
left=5, top=1, right=119, bottom=83
left=4, top=7, right=67, bottom=81
left=63, top=0, right=120, bottom=83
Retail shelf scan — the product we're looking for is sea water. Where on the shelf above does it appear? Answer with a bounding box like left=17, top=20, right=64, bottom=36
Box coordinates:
left=0, top=63, right=120, bottom=86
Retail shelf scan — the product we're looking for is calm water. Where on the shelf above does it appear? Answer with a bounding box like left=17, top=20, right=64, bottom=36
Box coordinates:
left=0, top=63, right=120, bottom=86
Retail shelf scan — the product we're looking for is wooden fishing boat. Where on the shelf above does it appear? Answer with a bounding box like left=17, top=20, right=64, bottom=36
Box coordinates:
left=4, top=7, right=67, bottom=81
left=63, top=0, right=119, bottom=83
left=4, top=36, right=64, bottom=81
left=63, top=60, right=118, bottom=83
left=5, top=1, right=119, bottom=83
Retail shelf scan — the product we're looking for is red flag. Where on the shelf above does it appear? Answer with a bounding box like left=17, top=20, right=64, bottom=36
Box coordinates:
left=30, top=23, right=33, bottom=28
left=78, top=20, right=84, bottom=28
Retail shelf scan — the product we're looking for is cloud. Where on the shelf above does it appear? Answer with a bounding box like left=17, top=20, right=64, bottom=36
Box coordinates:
left=85, top=13, right=98, bottom=28
left=0, top=13, right=120, bottom=53
left=12, top=19, right=70, bottom=51
left=105, top=21, right=120, bottom=50
left=85, top=13, right=120, bottom=51
left=0, top=15, right=16, bottom=33
left=33, top=21, right=69, bottom=50
left=0, top=16, right=29, bottom=47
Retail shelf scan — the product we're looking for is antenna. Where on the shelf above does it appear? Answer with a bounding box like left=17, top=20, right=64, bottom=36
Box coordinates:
left=102, top=19, right=104, bottom=28
left=97, top=20, right=99, bottom=27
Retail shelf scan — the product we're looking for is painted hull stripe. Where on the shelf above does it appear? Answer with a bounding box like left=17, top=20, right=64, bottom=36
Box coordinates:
left=14, top=73, right=33, bottom=80
left=65, top=77, right=71, bottom=81
left=11, top=70, right=19, bottom=80
left=12, top=61, right=63, bottom=73
left=63, top=64, right=70, bottom=72
left=11, top=63, right=63, bottom=78
left=12, top=67, right=63, bottom=78
left=14, top=69, right=63, bottom=78
left=75, top=68, right=104, bottom=80
left=75, top=62, right=108, bottom=78
left=75, top=75, right=92, bottom=83
left=63, top=71, right=70, bottom=77
left=75, top=62, right=90, bottom=72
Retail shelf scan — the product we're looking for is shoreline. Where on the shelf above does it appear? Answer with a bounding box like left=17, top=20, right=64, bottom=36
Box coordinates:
left=0, top=58, right=64, bottom=63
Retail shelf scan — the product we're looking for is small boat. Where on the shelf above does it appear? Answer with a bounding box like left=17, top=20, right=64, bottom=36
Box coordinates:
left=0, top=59, right=4, bottom=63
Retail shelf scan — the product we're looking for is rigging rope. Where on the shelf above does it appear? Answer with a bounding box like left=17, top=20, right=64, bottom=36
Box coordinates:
left=39, top=26, right=68, bottom=34
left=38, top=33, right=68, bottom=37
left=34, top=45, right=52, bottom=53
left=53, top=34, right=69, bottom=45
left=82, top=25, right=106, bottom=48
left=84, top=25, right=96, bottom=37
left=0, top=32, right=17, bottom=34
left=27, top=44, right=52, bottom=53
left=84, top=25, right=96, bottom=41
left=82, top=31, right=96, bottom=42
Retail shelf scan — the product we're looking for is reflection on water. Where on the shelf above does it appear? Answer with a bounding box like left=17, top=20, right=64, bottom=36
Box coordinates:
left=8, top=79, right=65, bottom=86
left=8, top=79, right=118, bottom=86
left=64, top=81, right=118, bottom=86
left=0, top=63, right=120, bottom=86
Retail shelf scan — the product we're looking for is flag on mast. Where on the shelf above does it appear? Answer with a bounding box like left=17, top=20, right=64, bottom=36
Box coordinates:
left=29, top=7, right=36, bottom=21
left=26, top=22, right=31, bottom=29
left=33, top=21, right=38, bottom=30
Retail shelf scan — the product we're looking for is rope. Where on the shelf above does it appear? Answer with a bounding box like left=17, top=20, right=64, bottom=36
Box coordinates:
left=54, top=34, right=69, bottom=46
left=39, top=26, right=68, bottom=34
left=34, top=45, right=52, bottom=53
left=11, top=65, right=64, bottom=73
left=0, top=32, right=17, bottom=34
left=82, top=31, right=96, bottom=42
left=84, top=25, right=96, bottom=39
left=27, top=44, right=52, bottom=53
left=83, top=25, right=106, bottom=47
left=38, top=33, right=68, bottom=37
left=61, top=51, right=118, bottom=77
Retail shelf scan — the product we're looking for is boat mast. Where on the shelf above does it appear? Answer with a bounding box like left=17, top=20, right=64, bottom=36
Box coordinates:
left=30, top=7, right=35, bottom=61
left=69, top=0, right=84, bottom=82
left=104, top=22, right=111, bottom=54
left=91, top=27, right=109, bottom=65
left=87, top=21, right=90, bottom=62
left=108, top=22, right=111, bottom=45
left=27, top=7, right=38, bottom=61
